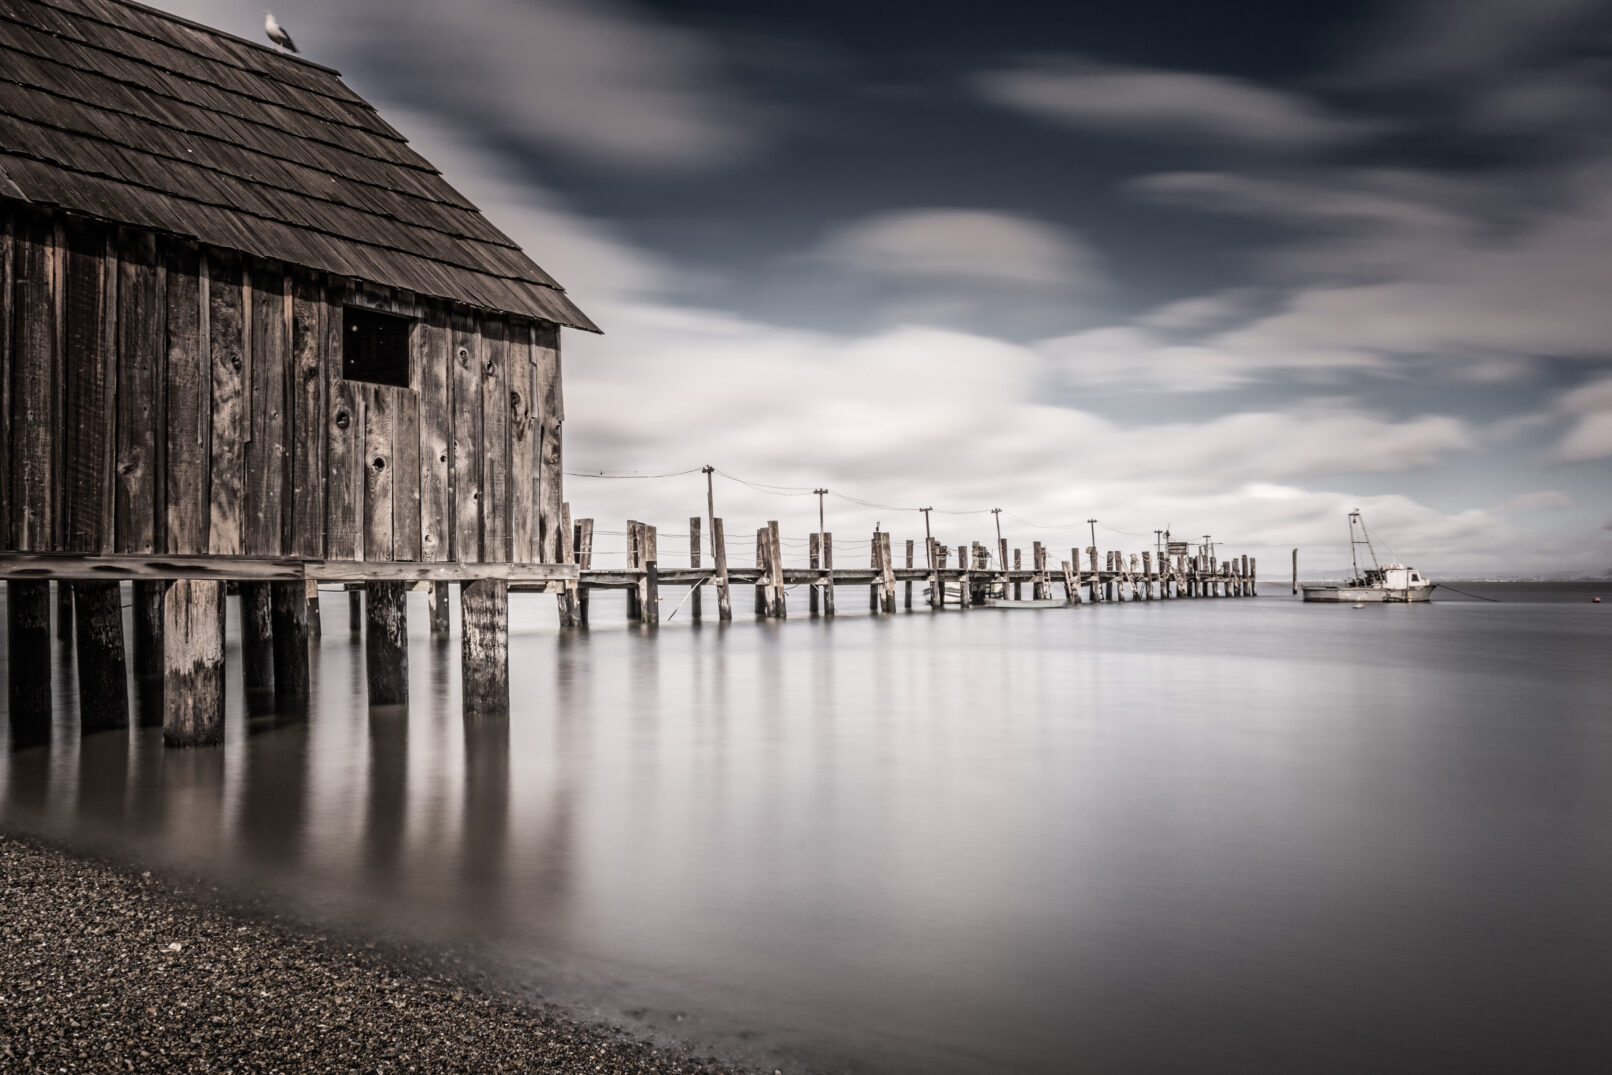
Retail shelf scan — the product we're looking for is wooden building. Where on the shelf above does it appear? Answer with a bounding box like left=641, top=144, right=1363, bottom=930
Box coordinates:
left=0, top=0, right=595, bottom=743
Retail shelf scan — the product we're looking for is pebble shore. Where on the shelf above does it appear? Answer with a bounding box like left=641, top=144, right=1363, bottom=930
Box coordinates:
left=0, top=832, right=750, bottom=1073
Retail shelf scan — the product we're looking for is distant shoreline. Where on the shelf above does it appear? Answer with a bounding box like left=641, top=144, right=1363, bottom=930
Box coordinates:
left=0, top=831, right=749, bottom=1074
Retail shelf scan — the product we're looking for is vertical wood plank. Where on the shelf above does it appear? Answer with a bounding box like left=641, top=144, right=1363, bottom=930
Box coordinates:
left=450, top=309, right=482, bottom=561
left=0, top=212, right=12, bottom=544
left=392, top=383, right=421, bottom=561
left=12, top=216, right=57, bottom=551
left=244, top=265, right=287, bottom=556
left=114, top=230, right=163, bottom=554
left=61, top=221, right=115, bottom=553
left=479, top=317, right=509, bottom=561
left=324, top=281, right=362, bottom=559
left=207, top=251, right=246, bottom=555
left=416, top=304, right=451, bottom=561
left=533, top=322, right=563, bottom=563
left=164, top=241, right=207, bottom=554
left=508, top=323, right=536, bottom=562
left=363, top=385, right=395, bottom=561
left=289, top=272, right=325, bottom=558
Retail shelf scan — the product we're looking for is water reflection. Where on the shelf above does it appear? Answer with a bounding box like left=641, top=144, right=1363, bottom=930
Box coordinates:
left=2, top=586, right=1611, bottom=1074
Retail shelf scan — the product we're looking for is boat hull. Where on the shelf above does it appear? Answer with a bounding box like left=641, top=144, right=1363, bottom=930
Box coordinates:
left=1302, top=586, right=1433, bottom=603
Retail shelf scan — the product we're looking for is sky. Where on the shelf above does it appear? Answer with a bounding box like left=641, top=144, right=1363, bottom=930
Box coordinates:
left=162, top=0, right=1612, bottom=576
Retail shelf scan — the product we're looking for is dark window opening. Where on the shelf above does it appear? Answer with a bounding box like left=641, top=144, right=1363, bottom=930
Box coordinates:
left=342, top=306, right=413, bottom=387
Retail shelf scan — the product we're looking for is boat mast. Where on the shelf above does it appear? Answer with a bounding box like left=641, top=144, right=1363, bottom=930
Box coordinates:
left=1349, top=510, right=1362, bottom=580
left=1348, top=509, right=1382, bottom=579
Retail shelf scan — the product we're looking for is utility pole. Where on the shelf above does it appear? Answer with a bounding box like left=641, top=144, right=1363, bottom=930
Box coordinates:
left=1087, top=518, right=1097, bottom=552
left=920, top=507, right=933, bottom=567
left=814, top=488, right=827, bottom=539
left=992, top=508, right=1007, bottom=597
left=1154, top=529, right=1163, bottom=561
left=703, top=465, right=716, bottom=559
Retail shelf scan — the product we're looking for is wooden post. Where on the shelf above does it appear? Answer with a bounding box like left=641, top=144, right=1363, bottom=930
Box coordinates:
left=821, top=531, right=835, bottom=617
left=756, top=527, right=770, bottom=616
left=810, top=533, right=821, bottom=615
left=1087, top=547, right=1100, bottom=603
left=906, top=539, right=915, bottom=610
left=55, top=582, right=73, bottom=648
left=305, top=580, right=322, bottom=639
left=628, top=521, right=644, bottom=621
left=998, top=538, right=1010, bottom=600
left=870, top=532, right=882, bottom=612
left=880, top=532, right=897, bottom=613
left=348, top=589, right=362, bottom=635
left=461, top=579, right=509, bottom=716
left=163, top=579, right=225, bottom=747
left=643, top=559, right=661, bottom=625
left=364, top=580, right=408, bottom=706
left=7, top=581, right=52, bottom=748
left=1013, top=548, right=1022, bottom=601
left=958, top=544, right=971, bottom=608
left=711, top=517, right=732, bottom=621
left=239, top=581, right=274, bottom=693
left=1292, top=548, right=1298, bottom=595
left=577, top=518, right=595, bottom=625
left=1251, top=557, right=1258, bottom=597
left=131, top=580, right=164, bottom=682
left=73, top=582, right=129, bottom=734
left=1032, top=542, right=1045, bottom=600
left=934, top=543, right=948, bottom=607
left=641, top=524, right=660, bottom=624
left=690, top=517, right=703, bottom=622
left=1061, top=560, right=1077, bottom=606
left=556, top=501, right=577, bottom=627
left=271, top=580, right=310, bottom=706
left=429, top=581, right=451, bottom=637
left=769, top=521, right=786, bottom=619
left=1067, top=548, right=1084, bottom=605
left=1143, top=552, right=1154, bottom=600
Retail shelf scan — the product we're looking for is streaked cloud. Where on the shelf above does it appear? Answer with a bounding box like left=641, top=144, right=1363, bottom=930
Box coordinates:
left=1553, top=376, right=1612, bottom=462
left=974, top=57, right=1374, bottom=148
left=807, top=209, right=1105, bottom=290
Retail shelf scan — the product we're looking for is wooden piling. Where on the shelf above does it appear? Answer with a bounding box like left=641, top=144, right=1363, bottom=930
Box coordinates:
left=1032, top=542, right=1046, bottom=600
left=629, top=521, right=645, bottom=621
left=809, top=533, right=821, bottom=615
left=821, top=531, right=834, bottom=617
left=271, top=580, right=310, bottom=705
left=934, top=543, right=948, bottom=607
left=870, top=532, right=882, bottom=612
left=163, top=579, right=225, bottom=747
left=1061, top=560, right=1077, bottom=606
left=239, top=581, right=274, bottom=693
left=72, top=582, right=129, bottom=734
left=958, top=545, right=971, bottom=608
left=1292, top=548, right=1298, bottom=595
left=1250, top=557, right=1258, bottom=597
left=577, top=518, right=595, bottom=625
left=711, top=516, right=732, bottom=621
left=429, top=581, right=451, bottom=637
left=7, top=581, right=52, bottom=747
left=1087, top=547, right=1100, bottom=603
left=1013, top=548, right=1022, bottom=601
left=1067, top=548, right=1084, bottom=605
left=690, top=517, right=703, bottom=622
left=769, top=521, right=786, bottom=619
left=460, top=579, right=508, bottom=716
left=880, top=532, right=896, bottom=613
left=556, top=502, right=577, bottom=627
left=131, top=579, right=164, bottom=681
left=641, top=524, right=660, bottom=624
left=757, top=527, right=770, bottom=616
left=364, top=580, right=408, bottom=706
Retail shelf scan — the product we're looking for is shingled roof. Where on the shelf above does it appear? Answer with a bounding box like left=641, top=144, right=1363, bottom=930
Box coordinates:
left=0, top=0, right=597, bottom=331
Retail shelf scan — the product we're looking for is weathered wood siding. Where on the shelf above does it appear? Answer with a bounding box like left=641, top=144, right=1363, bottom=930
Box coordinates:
left=1, top=205, right=562, bottom=564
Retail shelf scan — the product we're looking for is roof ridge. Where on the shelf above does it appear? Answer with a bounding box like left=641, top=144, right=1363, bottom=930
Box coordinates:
left=73, top=0, right=347, bottom=78
left=0, top=12, right=413, bottom=160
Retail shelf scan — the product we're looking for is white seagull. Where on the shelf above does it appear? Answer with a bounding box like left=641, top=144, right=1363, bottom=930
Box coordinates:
left=264, top=11, right=298, bottom=53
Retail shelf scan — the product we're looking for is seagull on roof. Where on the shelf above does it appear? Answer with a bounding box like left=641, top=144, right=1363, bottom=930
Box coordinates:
left=264, top=11, right=297, bottom=53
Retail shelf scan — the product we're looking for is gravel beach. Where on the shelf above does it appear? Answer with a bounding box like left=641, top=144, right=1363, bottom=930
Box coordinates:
left=0, top=832, right=750, bottom=1073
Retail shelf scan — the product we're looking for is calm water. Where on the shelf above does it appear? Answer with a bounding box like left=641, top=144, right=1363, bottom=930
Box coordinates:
left=4, top=583, right=1612, bottom=1073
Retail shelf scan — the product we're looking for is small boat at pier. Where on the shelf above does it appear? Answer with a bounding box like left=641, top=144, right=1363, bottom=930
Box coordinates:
left=1302, top=511, right=1434, bottom=603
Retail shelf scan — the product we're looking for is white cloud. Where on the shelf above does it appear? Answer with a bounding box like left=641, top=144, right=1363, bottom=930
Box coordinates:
left=1553, top=375, right=1612, bottom=462
left=974, top=57, right=1373, bottom=148
left=1501, top=490, right=1573, bottom=511
left=807, top=209, right=1105, bottom=290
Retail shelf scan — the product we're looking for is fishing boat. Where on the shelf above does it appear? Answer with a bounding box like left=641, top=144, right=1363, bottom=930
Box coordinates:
left=1302, top=511, right=1434, bottom=603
